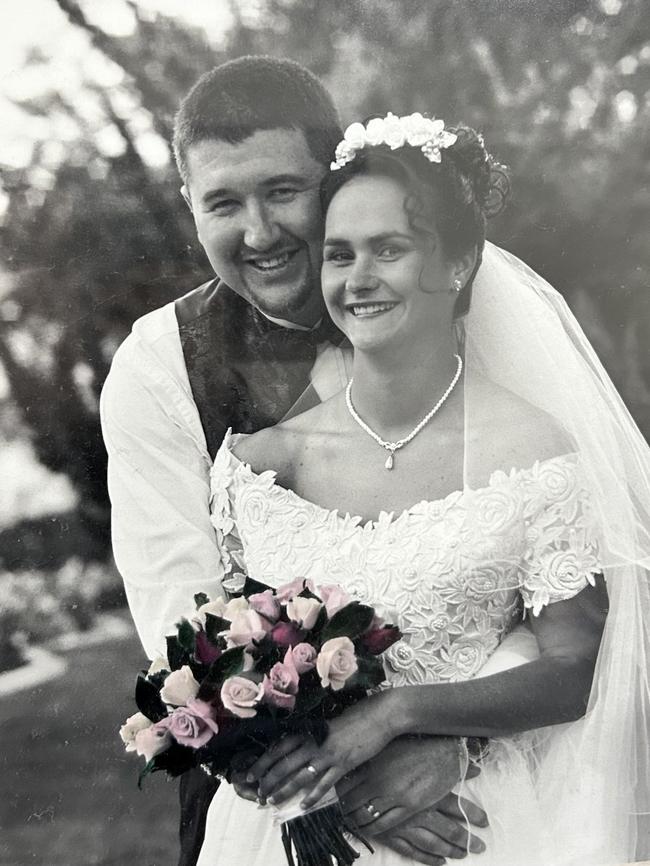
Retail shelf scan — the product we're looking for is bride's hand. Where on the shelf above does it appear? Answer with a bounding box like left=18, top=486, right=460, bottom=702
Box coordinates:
left=248, top=696, right=395, bottom=807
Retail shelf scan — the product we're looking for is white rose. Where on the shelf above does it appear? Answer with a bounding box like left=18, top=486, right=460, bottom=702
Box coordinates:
left=382, top=113, right=406, bottom=150
left=147, top=655, right=169, bottom=676
left=286, top=596, right=323, bottom=630
left=365, top=117, right=387, bottom=146
left=119, top=712, right=152, bottom=752
left=160, top=665, right=200, bottom=706
left=316, top=636, right=358, bottom=691
left=343, top=121, right=367, bottom=149
left=402, top=112, right=433, bottom=146
left=225, top=608, right=271, bottom=647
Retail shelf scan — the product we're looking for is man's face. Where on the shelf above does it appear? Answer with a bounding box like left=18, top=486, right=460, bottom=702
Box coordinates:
left=183, top=128, right=326, bottom=326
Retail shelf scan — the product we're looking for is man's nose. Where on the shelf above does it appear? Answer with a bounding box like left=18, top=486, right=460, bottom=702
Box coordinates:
left=242, top=201, right=279, bottom=250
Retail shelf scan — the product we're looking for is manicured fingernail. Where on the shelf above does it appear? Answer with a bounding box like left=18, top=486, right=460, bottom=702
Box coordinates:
left=246, top=773, right=255, bottom=783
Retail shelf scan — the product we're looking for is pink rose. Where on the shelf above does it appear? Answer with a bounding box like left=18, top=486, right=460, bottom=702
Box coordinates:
left=276, top=577, right=315, bottom=602
left=165, top=698, right=220, bottom=749
left=269, top=648, right=299, bottom=693
left=195, top=631, right=222, bottom=665
left=286, top=596, right=323, bottom=630
left=220, top=676, right=264, bottom=719
left=248, top=590, right=282, bottom=624
left=317, top=637, right=358, bottom=691
left=262, top=675, right=296, bottom=711
left=270, top=620, right=305, bottom=647
left=225, top=609, right=272, bottom=647
left=318, top=584, right=352, bottom=618
left=134, top=720, right=173, bottom=762
left=160, top=665, right=200, bottom=706
left=359, top=625, right=402, bottom=655
left=290, top=642, right=317, bottom=674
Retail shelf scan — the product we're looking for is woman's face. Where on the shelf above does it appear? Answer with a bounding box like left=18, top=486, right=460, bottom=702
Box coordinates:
left=321, top=174, right=458, bottom=354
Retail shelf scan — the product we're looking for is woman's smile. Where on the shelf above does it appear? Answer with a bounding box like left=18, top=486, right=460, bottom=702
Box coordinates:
left=345, top=300, right=399, bottom=318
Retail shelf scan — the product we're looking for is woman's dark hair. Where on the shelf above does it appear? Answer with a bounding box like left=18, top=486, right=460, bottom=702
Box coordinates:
left=320, top=124, right=510, bottom=318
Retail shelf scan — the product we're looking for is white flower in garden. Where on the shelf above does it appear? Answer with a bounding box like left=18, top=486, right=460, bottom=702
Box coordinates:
left=160, top=665, right=200, bottom=706
left=119, top=712, right=152, bottom=752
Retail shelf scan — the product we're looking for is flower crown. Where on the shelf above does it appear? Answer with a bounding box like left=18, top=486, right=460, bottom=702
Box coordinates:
left=330, top=112, right=458, bottom=171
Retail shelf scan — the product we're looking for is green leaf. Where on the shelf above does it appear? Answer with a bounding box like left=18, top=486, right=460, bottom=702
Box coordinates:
left=176, top=618, right=197, bottom=654
left=321, top=602, right=375, bottom=643
left=135, top=674, right=167, bottom=722
left=197, top=645, right=245, bottom=700
left=204, top=613, right=230, bottom=644
left=166, top=635, right=189, bottom=671
left=349, top=655, right=386, bottom=691
left=137, top=758, right=156, bottom=790
left=194, top=592, right=210, bottom=609
left=242, top=576, right=273, bottom=598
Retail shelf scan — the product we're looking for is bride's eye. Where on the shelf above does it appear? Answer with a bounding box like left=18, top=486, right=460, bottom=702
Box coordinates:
left=377, top=244, right=404, bottom=260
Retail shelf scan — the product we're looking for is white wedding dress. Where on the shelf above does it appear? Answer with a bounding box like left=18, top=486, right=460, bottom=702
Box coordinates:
left=197, top=431, right=607, bottom=866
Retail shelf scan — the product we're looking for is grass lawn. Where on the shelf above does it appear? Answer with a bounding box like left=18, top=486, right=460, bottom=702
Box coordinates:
left=0, top=622, right=179, bottom=866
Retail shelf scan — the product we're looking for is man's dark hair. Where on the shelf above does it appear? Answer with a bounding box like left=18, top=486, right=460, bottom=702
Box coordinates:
left=173, top=55, right=342, bottom=182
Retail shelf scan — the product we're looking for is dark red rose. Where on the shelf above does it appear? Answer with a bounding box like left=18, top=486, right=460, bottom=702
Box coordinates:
left=359, top=625, right=402, bottom=655
left=195, top=631, right=222, bottom=665
left=270, top=621, right=306, bottom=647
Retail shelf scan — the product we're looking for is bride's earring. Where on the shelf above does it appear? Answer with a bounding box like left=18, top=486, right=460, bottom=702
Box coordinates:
left=452, top=278, right=463, bottom=293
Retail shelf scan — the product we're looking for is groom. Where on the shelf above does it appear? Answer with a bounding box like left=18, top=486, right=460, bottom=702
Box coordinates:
left=102, top=55, right=534, bottom=865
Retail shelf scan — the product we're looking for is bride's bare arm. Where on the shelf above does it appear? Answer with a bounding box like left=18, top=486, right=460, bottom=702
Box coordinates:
left=391, top=577, right=608, bottom=739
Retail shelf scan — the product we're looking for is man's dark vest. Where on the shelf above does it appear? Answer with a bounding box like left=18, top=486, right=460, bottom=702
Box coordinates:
left=174, top=278, right=336, bottom=866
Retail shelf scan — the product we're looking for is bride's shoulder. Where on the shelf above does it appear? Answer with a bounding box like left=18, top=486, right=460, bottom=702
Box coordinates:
left=470, top=376, right=573, bottom=471
left=231, top=399, right=337, bottom=478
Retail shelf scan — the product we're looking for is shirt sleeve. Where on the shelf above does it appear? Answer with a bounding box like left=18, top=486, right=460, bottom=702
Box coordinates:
left=518, top=455, right=602, bottom=616
left=100, top=325, right=224, bottom=661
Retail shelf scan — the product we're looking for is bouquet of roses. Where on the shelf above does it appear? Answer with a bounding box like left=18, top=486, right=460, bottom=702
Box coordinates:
left=120, top=573, right=401, bottom=866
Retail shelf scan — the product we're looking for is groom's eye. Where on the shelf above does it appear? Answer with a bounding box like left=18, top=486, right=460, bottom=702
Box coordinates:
left=207, top=198, right=239, bottom=215
left=268, top=187, right=298, bottom=202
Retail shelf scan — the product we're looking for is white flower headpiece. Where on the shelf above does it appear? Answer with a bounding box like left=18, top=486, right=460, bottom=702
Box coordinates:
left=330, top=112, right=458, bottom=171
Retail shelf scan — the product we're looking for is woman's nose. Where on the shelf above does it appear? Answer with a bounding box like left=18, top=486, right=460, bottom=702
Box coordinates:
left=243, top=202, right=279, bottom=251
left=346, top=259, right=381, bottom=293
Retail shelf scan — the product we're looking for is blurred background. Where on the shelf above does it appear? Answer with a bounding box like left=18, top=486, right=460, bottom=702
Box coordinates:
left=0, top=1, right=649, bottom=864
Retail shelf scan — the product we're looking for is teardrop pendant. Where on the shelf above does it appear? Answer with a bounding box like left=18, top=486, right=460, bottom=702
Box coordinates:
left=384, top=452, right=394, bottom=470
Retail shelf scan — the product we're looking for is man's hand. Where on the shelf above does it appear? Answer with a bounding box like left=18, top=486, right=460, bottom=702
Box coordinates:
left=337, top=736, right=486, bottom=861
left=374, top=794, right=487, bottom=864
left=337, top=735, right=476, bottom=832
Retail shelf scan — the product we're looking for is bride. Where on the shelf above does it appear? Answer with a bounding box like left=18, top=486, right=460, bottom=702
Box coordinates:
left=197, top=113, right=650, bottom=865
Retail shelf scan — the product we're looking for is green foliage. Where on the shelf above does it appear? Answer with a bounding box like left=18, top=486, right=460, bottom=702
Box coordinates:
left=1, top=0, right=649, bottom=572
left=134, top=674, right=168, bottom=722
left=321, top=602, right=375, bottom=642
left=196, top=645, right=245, bottom=700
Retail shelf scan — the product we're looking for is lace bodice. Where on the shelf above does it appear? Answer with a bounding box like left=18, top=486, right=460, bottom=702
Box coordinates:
left=210, top=432, right=601, bottom=685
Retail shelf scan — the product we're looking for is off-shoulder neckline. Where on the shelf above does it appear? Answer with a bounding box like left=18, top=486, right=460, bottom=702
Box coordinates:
left=212, top=429, right=579, bottom=530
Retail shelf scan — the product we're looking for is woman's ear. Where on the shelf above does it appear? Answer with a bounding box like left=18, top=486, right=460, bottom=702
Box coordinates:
left=453, top=246, right=478, bottom=291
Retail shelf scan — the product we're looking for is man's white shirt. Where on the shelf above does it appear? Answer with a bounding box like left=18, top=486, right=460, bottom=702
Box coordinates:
left=100, top=300, right=351, bottom=659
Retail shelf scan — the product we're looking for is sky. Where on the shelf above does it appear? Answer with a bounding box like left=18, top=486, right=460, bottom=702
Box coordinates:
left=0, top=0, right=233, bottom=170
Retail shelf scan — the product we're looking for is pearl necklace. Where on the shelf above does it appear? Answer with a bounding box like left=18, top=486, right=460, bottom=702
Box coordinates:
left=345, top=354, right=463, bottom=470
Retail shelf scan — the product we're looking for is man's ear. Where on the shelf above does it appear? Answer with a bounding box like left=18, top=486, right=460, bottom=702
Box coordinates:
left=180, top=185, right=193, bottom=214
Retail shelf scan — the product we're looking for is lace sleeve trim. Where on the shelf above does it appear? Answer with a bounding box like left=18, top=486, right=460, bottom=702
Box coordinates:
left=518, top=455, right=602, bottom=616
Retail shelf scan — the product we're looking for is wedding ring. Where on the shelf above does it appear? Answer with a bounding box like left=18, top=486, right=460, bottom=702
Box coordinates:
left=306, top=764, right=318, bottom=775
left=365, top=802, right=376, bottom=814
